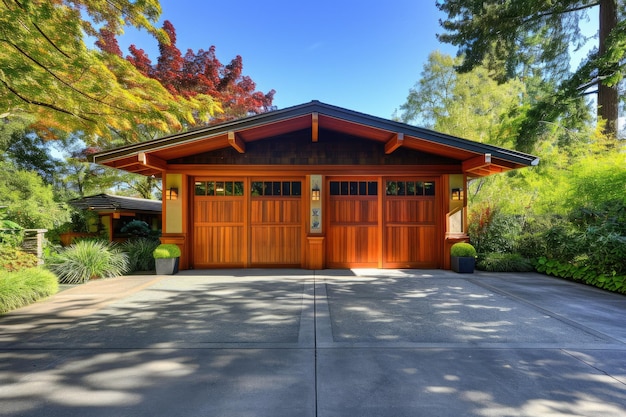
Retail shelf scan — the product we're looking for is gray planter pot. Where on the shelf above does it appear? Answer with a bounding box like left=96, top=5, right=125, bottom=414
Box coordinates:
left=451, top=256, right=475, bottom=273
left=155, top=257, right=179, bottom=275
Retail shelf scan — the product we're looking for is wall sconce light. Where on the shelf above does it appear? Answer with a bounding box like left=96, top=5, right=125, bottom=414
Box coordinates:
left=451, top=188, right=462, bottom=201
left=311, top=185, right=320, bottom=201
left=166, top=187, right=179, bottom=200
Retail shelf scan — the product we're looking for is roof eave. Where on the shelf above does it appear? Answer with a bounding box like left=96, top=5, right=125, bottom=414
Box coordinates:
left=92, top=100, right=539, bottom=173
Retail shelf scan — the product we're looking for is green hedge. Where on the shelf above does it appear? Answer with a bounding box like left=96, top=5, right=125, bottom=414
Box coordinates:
left=0, top=268, right=59, bottom=314
left=477, top=253, right=534, bottom=272
left=535, top=257, right=626, bottom=295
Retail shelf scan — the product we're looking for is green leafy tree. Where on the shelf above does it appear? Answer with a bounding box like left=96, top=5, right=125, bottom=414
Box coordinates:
left=399, top=52, right=526, bottom=148
left=437, top=0, right=625, bottom=143
left=0, top=160, right=69, bottom=229
left=4, top=131, right=58, bottom=184
left=398, top=52, right=458, bottom=129
left=0, top=0, right=219, bottom=139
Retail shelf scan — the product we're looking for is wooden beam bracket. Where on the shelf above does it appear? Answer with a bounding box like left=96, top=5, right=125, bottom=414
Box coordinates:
left=384, top=133, right=404, bottom=154
left=228, top=131, right=246, bottom=153
left=312, top=112, right=319, bottom=142
left=462, top=153, right=492, bottom=174
left=138, top=152, right=167, bottom=171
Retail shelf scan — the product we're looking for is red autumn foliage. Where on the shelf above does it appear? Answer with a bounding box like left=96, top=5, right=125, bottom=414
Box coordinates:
left=127, top=45, right=154, bottom=77
left=97, top=20, right=275, bottom=123
left=95, top=27, right=123, bottom=57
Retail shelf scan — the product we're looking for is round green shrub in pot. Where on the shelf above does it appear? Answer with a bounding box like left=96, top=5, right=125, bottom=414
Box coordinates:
left=450, top=242, right=477, bottom=258
left=153, top=244, right=181, bottom=275
left=450, top=242, right=477, bottom=273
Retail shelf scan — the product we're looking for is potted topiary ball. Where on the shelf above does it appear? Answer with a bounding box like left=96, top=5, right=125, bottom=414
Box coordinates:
left=153, top=243, right=181, bottom=275
left=450, top=242, right=477, bottom=273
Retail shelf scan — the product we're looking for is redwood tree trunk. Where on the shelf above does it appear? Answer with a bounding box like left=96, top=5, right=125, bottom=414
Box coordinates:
left=598, top=0, right=618, bottom=137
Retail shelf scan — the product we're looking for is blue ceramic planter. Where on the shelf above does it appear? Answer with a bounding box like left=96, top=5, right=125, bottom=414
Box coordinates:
left=451, top=256, right=475, bottom=273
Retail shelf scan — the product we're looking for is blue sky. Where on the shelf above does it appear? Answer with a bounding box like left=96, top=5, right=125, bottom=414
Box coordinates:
left=117, top=0, right=457, bottom=120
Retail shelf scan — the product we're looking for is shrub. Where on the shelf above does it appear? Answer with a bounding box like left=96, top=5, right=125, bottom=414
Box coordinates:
left=0, top=245, right=38, bottom=272
left=153, top=244, right=181, bottom=259
left=538, top=200, right=626, bottom=277
left=120, top=220, right=152, bottom=238
left=535, top=257, right=626, bottom=295
left=514, top=233, right=546, bottom=260
left=46, top=210, right=101, bottom=245
left=0, top=218, right=23, bottom=247
left=477, top=253, right=534, bottom=272
left=47, top=240, right=129, bottom=284
left=0, top=268, right=59, bottom=314
left=450, top=242, right=477, bottom=258
left=122, top=238, right=159, bottom=272
left=468, top=204, right=522, bottom=254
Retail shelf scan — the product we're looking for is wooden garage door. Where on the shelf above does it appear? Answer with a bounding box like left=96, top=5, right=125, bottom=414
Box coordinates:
left=193, top=180, right=246, bottom=267
left=327, top=180, right=379, bottom=268
left=193, top=179, right=303, bottom=267
left=250, top=180, right=302, bottom=266
left=383, top=180, right=438, bottom=268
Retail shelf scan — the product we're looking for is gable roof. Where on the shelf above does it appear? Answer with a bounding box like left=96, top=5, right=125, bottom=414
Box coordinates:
left=69, top=194, right=162, bottom=213
left=92, top=100, right=539, bottom=177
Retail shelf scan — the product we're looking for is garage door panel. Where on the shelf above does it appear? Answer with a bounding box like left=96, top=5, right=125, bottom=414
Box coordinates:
left=330, top=199, right=377, bottom=223
left=193, top=198, right=246, bottom=267
left=250, top=197, right=301, bottom=266
left=328, top=193, right=379, bottom=267
left=195, top=200, right=244, bottom=223
left=382, top=178, right=439, bottom=267
left=250, top=225, right=301, bottom=264
left=384, top=225, right=437, bottom=267
left=251, top=199, right=301, bottom=224
left=194, top=225, right=245, bottom=266
left=385, top=199, right=435, bottom=223
left=327, top=225, right=379, bottom=267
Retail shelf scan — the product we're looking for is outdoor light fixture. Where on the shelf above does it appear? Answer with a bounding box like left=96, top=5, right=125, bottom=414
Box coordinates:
left=311, top=185, right=320, bottom=201
left=451, top=188, right=462, bottom=201
left=167, top=187, right=179, bottom=200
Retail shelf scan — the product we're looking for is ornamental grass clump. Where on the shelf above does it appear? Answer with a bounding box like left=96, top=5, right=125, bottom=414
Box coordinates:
left=0, top=268, right=59, bottom=314
left=450, top=242, right=477, bottom=258
left=48, top=240, right=129, bottom=284
left=122, top=238, right=160, bottom=272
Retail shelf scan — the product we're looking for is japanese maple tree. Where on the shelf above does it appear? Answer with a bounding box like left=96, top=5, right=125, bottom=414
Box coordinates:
left=103, top=20, right=275, bottom=123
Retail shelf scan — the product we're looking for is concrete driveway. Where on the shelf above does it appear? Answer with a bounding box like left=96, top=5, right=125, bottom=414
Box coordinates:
left=1, top=269, right=625, bottom=416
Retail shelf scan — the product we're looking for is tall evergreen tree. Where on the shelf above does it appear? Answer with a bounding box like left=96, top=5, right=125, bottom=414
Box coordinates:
left=436, top=0, right=624, bottom=143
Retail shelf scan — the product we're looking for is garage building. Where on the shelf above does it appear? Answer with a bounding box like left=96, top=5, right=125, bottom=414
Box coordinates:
left=93, top=101, right=538, bottom=270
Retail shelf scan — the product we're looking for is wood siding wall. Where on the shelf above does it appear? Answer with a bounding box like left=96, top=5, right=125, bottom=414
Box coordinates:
left=170, top=130, right=458, bottom=166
